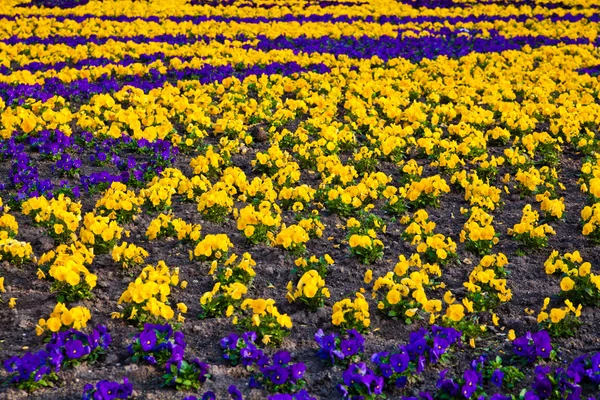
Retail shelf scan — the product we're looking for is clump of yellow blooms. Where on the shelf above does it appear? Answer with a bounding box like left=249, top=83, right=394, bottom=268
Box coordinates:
left=116, top=261, right=181, bottom=325
left=139, top=178, right=176, bottom=212
left=401, top=210, right=456, bottom=264
left=294, top=254, right=334, bottom=277
left=0, top=238, right=33, bottom=265
left=0, top=213, right=18, bottom=239
left=373, top=272, right=423, bottom=322
left=537, top=298, right=582, bottom=338
left=514, top=166, right=558, bottom=197
left=464, top=253, right=512, bottom=311
left=332, top=292, right=370, bottom=333
left=507, top=204, right=555, bottom=249
left=200, top=282, right=248, bottom=318
left=400, top=159, right=423, bottom=184
left=37, top=241, right=94, bottom=277
left=95, top=182, right=142, bottom=223
left=37, top=303, right=91, bottom=335
left=286, top=270, right=330, bottom=310
left=47, top=253, right=97, bottom=302
left=241, top=177, right=277, bottom=205
left=112, top=242, right=149, bottom=269
left=544, top=250, right=585, bottom=275
left=235, top=298, right=292, bottom=346
left=252, top=145, right=292, bottom=175
left=382, top=185, right=407, bottom=216
left=274, top=224, right=310, bottom=255
left=459, top=207, right=498, bottom=256
left=348, top=233, right=384, bottom=264
left=535, top=191, right=564, bottom=221
left=190, top=145, right=229, bottom=178
left=278, top=184, right=316, bottom=210
left=401, top=209, right=436, bottom=242
left=401, top=175, right=450, bottom=208
left=581, top=203, right=600, bottom=244
left=236, top=202, right=282, bottom=244
left=415, top=233, right=457, bottom=265
left=545, top=250, right=600, bottom=307
left=79, top=212, right=123, bottom=254
left=197, top=186, right=234, bottom=223
left=372, top=253, right=442, bottom=322
left=78, top=89, right=173, bottom=142
left=191, top=234, right=233, bottom=262
left=146, top=212, right=202, bottom=242
left=22, top=194, right=81, bottom=244
left=297, top=211, right=325, bottom=239
left=579, top=155, right=600, bottom=202
left=452, top=171, right=503, bottom=211
left=199, top=253, right=256, bottom=318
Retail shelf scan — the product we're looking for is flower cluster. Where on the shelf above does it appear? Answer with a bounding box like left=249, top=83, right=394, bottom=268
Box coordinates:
left=336, top=362, right=384, bottom=400
left=507, top=204, right=555, bottom=249
left=372, top=326, right=461, bottom=390
left=95, top=182, right=142, bottom=223
left=459, top=207, right=498, bottom=256
left=82, top=378, right=133, bottom=400
left=250, top=351, right=307, bottom=395
left=220, top=331, right=267, bottom=367
left=116, top=261, right=181, bottom=324
left=79, top=212, right=123, bottom=254
left=435, top=354, right=524, bottom=399
left=512, top=330, right=554, bottom=363
left=464, top=253, right=512, bottom=311
left=235, top=298, right=293, bottom=346
left=286, top=270, right=330, bottom=310
left=371, top=255, right=433, bottom=323
left=315, top=329, right=364, bottom=366
left=332, top=293, right=371, bottom=333
left=402, top=175, right=450, bottom=208
left=348, top=233, right=384, bottom=264
left=112, top=242, right=149, bottom=269
left=128, top=323, right=185, bottom=366
left=36, top=303, right=92, bottom=335
left=274, top=224, right=310, bottom=255
left=191, top=234, right=233, bottom=262
left=581, top=203, right=600, bottom=244
left=292, top=254, right=334, bottom=278
left=237, top=202, right=282, bottom=244
left=537, top=298, right=582, bottom=338
left=5, top=325, right=111, bottom=392
left=0, top=237, right=34, bottom=265
left=197, top=186, right=234, bottom=223
left=401, top=210, right=456, bottom=264
left=199, top=253, right=255, bottom=318
left=21, top=194, right=81, bottom=244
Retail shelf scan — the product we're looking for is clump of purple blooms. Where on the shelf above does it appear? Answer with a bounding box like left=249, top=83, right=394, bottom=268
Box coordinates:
left=162, top=357, right=210, bottom=391
left=3, top=350, right=59, bottom=392
left=315, top=328, right=364, bottom=366
left=249, top=350, right=307, bottom=395
left=337, top=362, right=384, bottom=399
left=268, top=389, right=316, bottom=400
left=46, top=325, right=112, bottom=368
left=128, top=323, right=185, bottom=366
left=82, top=377, right=133, bottom=400
left=371, top=325, right=461, bottom=389
left=220, top=331, right=268, bottom=367
left=184, top=385, right=244, bottom=400
left=4, top=325, right=111, bottom=392
left=569, top=352, right=600, bottom=386
left=435, top=353, right=522, bottom=399
left=128, top=323, right=210, bottom=391
left=512, top=330, right=553, bottom=363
